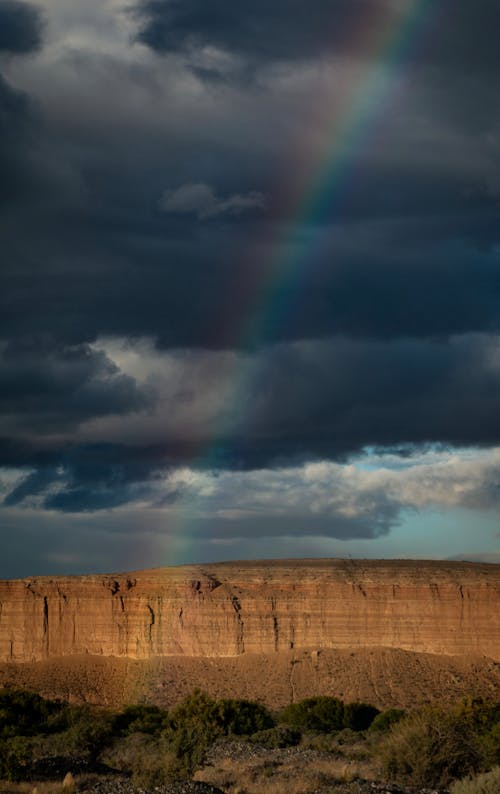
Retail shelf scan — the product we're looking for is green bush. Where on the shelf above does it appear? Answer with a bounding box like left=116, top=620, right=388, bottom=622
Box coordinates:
left=102, top=732, right=183, bottom=786
left=163, top=690, right=273, bottom=776
left=450, top=766, right=500, bottom=794
left=213, top=698, right=274, bottom=735
left=449, top=699, right=500, bottom=771
left=113, top=704, right=169, bottom=736
left=163, top=694, right=217, bottom=776
left=279, top=696, right=345, bottom=733
left=302, top=727, right=360, bottom=754
left=131, top=747, right=187, bottom=787
left=249, top=725, right=301, bottom=748
left=279, top=697, right=379, bottom=734
left=379, top=706, right=492, bottom=789
left=0, top=689, right=64, bottom=738
left=53, top=705, right=114, bottom=759
left=343, top=702, right=380, bottom=731
left=369, top=708, right=406, bottom=733
left=0, top=735, right=33, bottom=781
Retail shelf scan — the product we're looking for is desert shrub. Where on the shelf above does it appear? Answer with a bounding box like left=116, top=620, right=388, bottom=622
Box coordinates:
left=102, top=732, right=182, bottom=786
left=279, top=696, right=345, bottom=733
left=249, top=725, right=301, bottom=748
left=101, top=731, right=152, bottom=770
left=343, top=702, right=380, bottom=731
left=449, top=698, right=500, bottom=770
left=131, top=748, right=187, bottom=787
left=0, top=735, right=33, bottom=780
left=479, top=721, right=500, bottom=767
left=113, top=704, right=169, bottom=736
left=451, top=698, right=500, bottom=733
left=369, top=708, right=406, bottom=733
left=302, top=726, right=372, bottom=760
left=162, top=690, right=275, bottom=776
left=0, top=689, right=64, bottom=738
left=52, top=705, right=114, bottom=759
left=162, top=690, right=226, bottom=777
left=378, top=706, right=491, bottom=789
left=213, top=698, right=274, bottom=735
left=166, top=690, right=218, bottom=732
left=450, top=766, right=500, bottom=794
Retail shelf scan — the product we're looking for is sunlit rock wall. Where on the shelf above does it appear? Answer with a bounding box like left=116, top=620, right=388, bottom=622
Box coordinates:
left=0, top=559, right=498, bottom=662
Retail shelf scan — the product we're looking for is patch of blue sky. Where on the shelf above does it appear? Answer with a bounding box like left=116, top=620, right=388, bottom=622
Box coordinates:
left=340, top=507, right=500, bottom=562
left=351, top=445, right=490, bottom=473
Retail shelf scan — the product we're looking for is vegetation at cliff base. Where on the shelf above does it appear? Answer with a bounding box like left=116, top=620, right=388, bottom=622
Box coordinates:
left=279, top=696, right=379, bottom=733
left=0, top=687, right=498, bottom=791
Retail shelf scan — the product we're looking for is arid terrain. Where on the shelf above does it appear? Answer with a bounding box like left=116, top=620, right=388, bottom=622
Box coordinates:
left=0, top=558, right=498, bottom=709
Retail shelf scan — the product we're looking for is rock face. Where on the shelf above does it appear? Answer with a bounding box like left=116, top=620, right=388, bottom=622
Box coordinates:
left=0, top=559, right=499, bottom=664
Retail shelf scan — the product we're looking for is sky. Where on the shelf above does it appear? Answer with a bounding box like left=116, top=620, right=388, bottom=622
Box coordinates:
left=1, top=0, right=500, bottom=577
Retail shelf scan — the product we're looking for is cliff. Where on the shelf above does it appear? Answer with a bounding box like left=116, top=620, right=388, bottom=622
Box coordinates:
left=1, top=559, right=499, bottom=663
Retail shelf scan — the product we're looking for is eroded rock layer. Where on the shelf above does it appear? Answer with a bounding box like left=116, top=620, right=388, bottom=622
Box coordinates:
left=0, top=559, right=498, bottom=663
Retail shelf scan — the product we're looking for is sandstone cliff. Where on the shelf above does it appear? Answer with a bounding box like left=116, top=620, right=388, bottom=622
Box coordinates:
left=1, top=559, right=498, bottom=663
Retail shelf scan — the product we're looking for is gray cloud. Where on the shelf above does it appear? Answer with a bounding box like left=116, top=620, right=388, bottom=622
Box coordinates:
left=134, top=1, right=500, bottom=77
left=4, top=445, right=500, bottom=544
left=159, top=182, right=267, bottom=219
left=0, top=340, right=155, bottom=434
left=134, top=1, right=401, bottom=67
left=0, top=0, right=42, bottom=54
left=0, top=72, right=39, bottom=204
left=4, top=333, right=500, bottom=517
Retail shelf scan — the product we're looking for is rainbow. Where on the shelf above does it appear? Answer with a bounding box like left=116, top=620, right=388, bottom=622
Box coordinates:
left=160, top=0, right=441, bottom=562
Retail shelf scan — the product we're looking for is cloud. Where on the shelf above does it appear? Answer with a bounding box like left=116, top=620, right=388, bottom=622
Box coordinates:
left=4, top=333, right=500, bottom=516
left=134, top=1, right=500, bottom=77
left=134, top=0, right=399, bottom=64
left=0, top=0, right=43, bottom=54
left=1, top=16, right=499, bottom=352
left=5, top=445, right=500, bottom=541
left=74, top=334, right=500, bottom=465
left=159, top=182, right=267, bottom=219
left=2, top=466, right=60, bottom=506
left=0, top=339, right=156, bottom=434
left=0, top=72, right=39, bottom=204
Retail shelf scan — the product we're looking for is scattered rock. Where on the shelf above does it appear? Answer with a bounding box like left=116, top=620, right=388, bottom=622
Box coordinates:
left=80, top=780, right=224, bottom=794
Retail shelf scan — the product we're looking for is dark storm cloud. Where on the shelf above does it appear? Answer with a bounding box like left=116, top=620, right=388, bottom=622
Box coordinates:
left=5, top=333, right=500, bottom=513
left=3, top=466, right=60, bottom=506
left=0, top=73, right=38, bottom=204
left=243, top=335, right=500, bottom=459
left=1, top=443, right=164, bottom=511
left=0, top=0, right=42, bottom=54
left=2, top=214, right=500, bottom=350
left=135, top=0, right=395, bottom=62
left=0, top=5, right=497, bottom=351
left=0, top=340, right=155, bottom=432
left=0, top=3, right=44, bottom=205
left=135, top=0, right=500, bottom=74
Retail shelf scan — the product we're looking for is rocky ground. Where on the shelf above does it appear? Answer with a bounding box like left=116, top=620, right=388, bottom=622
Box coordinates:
left=62, top=776, right=446, bottom=794
left=27, top=775, right=443, bottom=794
left=0, top=751, right=449, bottom=794
left=80, top=781, right=225, bottom=794
left=193, top=741, right=447, bottom=794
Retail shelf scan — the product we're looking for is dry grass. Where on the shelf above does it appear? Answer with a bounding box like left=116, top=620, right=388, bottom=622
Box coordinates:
left=194, top=749, right=373, bottom=794
left=0, top=774, right=101, bottom=794
left=450, top=767, right=500, bottom=794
